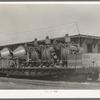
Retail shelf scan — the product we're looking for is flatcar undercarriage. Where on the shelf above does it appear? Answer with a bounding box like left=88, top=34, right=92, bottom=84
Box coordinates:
left=0, top=67, right=99, bottom=81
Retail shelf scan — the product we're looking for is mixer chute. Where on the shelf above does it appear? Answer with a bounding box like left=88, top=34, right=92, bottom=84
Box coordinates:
left=0, top=47, right=13, bottom=59
left=13, top=46, right=27, bottom=59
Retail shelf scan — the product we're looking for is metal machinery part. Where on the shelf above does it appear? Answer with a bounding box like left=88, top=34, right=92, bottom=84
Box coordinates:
left=13, top=46, right=27, bottom=59
left=0, top=47, right=12, bottom=59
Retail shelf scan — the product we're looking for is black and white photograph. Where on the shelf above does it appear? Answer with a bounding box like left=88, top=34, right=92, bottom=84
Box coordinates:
left=0, top=2, right=100, bottom=91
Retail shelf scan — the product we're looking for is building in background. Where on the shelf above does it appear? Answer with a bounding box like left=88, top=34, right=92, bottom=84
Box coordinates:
left=71, top=34, right=100, bottom=53
left=0, top=33, right=100, bottom=53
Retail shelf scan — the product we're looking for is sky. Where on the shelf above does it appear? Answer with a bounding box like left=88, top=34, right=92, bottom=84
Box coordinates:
left=0, top=3, right=100, bottom=45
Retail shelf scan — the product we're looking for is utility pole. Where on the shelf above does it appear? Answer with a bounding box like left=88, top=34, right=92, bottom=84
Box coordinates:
left=75, top=22, right=80, bottom=35
left=75, top=22, right=82, bottom=47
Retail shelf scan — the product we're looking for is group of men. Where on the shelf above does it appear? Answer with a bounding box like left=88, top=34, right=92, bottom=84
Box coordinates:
left=8, top=34, right=84, bottom=68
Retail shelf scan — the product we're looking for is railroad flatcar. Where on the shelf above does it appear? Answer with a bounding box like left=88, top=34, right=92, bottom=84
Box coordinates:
left=0, top=34, right=99, bottom=81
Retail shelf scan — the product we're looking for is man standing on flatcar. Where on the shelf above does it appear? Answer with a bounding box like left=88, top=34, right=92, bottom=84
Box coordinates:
left=8, top=58, right=16, bottom=68
left=33, top=38, right=39, bottom=47
left=65, top=34, right=71, bottom=43
left=45, top=36, right=51, bottom=45
left=52, top=39, right=60, bottom=59
left=64, top=34, right=71, bottom=54
left=33, top=38, right=41, bottom=57
left=24, top=43, right=30, bottom=62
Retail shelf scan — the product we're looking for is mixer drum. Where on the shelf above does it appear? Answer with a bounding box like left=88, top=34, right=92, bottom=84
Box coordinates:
left=13, top=46, right=26, bottom=59
left=1, top=48, right=12, bottom=59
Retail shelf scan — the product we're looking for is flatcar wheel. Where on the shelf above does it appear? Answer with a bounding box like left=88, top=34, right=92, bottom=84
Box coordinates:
left=91, top=73, right=99, bottom=81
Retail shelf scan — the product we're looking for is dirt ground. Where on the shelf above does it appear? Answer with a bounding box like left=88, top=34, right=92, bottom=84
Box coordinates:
left=0, top=77, right=100, bottom=89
